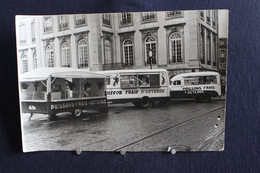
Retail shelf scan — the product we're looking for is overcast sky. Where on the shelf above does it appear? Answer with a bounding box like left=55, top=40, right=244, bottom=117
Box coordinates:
left=218, top=10, right=229, bottom=38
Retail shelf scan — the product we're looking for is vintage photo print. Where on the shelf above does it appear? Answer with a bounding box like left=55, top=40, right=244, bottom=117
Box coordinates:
left=16, top=10, right=229, bottom=152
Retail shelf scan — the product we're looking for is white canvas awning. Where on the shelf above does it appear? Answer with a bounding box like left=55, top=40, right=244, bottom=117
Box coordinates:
left=20, top=67, right=108, bottom=82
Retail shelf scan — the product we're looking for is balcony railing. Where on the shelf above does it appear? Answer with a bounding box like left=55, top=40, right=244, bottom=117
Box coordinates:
left=78, top=63, right=88, bottom=68
left=19, top=40, right=26, bottom=44
left=62, top=65, right=71, bottom=68
left=103, top=19, right=111, bottom=26
left=103, top=62, right=126, bottom=70
left=59, top=23, right=69, bottom=31
left=145, top=59, right=157, bottom=65
left=167, top=11, right=183, bottom=18
left=76, top=19, right=86, bottom=26
left=44, top=26, right=52, bottom=32
left=120, top=18, right=132, bottom=26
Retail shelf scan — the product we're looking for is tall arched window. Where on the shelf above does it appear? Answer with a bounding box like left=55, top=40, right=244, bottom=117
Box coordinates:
left=61, top=42, right=70, bottom=67
left=169, top=32, right=182, bottom=63
left=207, top=33, right=211, bottom=65
left=200, top=29, right=205, bottom=64
left=33, top=52, right=37, bottom=69
left=104, top=39, right=112, bottom=64
left=212, top=36, right=216, bottom=66
left=78, top=39, right=88, bottom=68
left=123, top=39, right=134, bottom=66
left=46, top=45, right=54, bottom=67
left=145, top=36, right=156, bottom=64
left=21, top=54, right=28, bottom=73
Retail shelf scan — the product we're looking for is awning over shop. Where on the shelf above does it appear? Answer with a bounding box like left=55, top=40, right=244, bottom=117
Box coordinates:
left=20, top=67, right=108, bottom=82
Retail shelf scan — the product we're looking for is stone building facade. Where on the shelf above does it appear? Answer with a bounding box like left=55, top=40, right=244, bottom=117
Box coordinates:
left=16, top=10, right=219, bottom=77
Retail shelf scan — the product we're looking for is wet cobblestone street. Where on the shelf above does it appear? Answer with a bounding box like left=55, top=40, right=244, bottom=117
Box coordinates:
left=21, top=99, right=225, bottom=152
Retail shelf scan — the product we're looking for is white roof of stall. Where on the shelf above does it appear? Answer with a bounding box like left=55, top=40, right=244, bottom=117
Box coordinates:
left=20, top=67, right=108, bottom=82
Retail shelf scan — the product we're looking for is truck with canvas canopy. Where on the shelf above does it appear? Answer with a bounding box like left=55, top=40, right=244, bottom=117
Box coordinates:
left=19, top=68, right=108, bottom=120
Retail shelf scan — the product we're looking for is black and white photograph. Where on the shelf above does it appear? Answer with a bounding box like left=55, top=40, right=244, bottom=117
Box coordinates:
left=16, top=10, right=229, bottom=153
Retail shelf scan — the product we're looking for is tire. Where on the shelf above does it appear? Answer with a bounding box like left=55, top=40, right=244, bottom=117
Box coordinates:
left=140, top=97, right=151, bottom=108
left=73, top=109, right=82, bottom=117
left=200, top=94, right=211, bottom=103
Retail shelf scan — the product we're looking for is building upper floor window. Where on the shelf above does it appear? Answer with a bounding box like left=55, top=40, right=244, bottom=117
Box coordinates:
left=169, top=32, right=183, bottom=63
left=61, top=42, right=71, bottom=67
left=21, top=54, right=28, bottom=73
left=104, top=39, right=112, bottom=64
left=120, top=13, right=132, bottom=26
left=200, top=28, right=205, bottom=64
left=58, top=16, right=69, bottom=31
left=78, top=39, right=88, bottom=68
left=145, top=36, right=157, bottom=65
left=200, top=10, right=204, bottom=20
left=46, top=45, right=54, bottom=67
left=33, top=52, right=37, bottom=69
left=206, top=33, right=211, bottom=65
left=123, top=39, right=134, bottom=66
left=31, top=20, right=35, bottom=43
left=212, top=10, right=216, bottom=27
left=103, top=14, right=111, bottom=26
left=206, top=10, right=211, bottom=24
left=43, top=16, right=53, bottom=33
left=19, top=23, right=26, bottom=44
left=166, top=11, right=183, bottom=19
left=142, top=12, right=156, bottom=23
left=75, top=15, right=87, bottom=27
left=212, top=36, right=216, bottom=66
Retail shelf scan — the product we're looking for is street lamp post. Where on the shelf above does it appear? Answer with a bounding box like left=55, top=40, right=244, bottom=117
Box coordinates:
left=149, top=50, right=153, bottom=69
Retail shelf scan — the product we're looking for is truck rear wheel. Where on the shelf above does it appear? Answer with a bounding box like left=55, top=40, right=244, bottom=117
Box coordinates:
left=200, top=94, right=211, bottom=103
left=140, top=97, right=151, bottom=108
